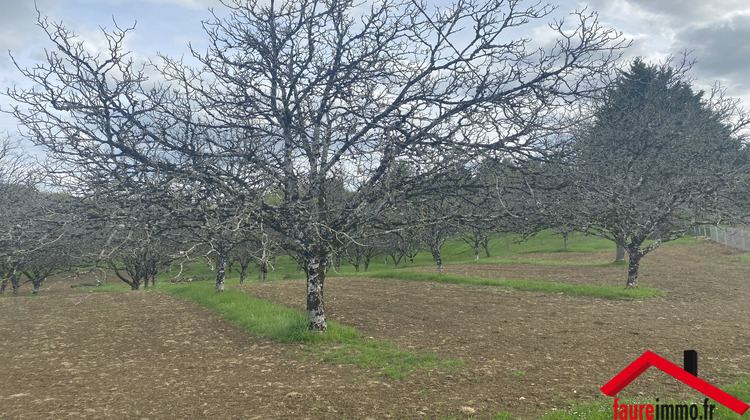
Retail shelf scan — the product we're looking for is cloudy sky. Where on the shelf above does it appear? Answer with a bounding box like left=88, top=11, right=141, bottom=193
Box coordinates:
left=1, top=0, right=749, bottom=134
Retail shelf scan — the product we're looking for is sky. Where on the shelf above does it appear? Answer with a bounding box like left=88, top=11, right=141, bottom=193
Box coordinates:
left=1, top=0, right=749, bottom=135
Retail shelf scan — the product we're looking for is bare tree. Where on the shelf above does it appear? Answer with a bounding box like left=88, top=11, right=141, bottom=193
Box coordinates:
left=9, top=2, right=626, bottom=330
left=0, top=185, right=80, bottom=295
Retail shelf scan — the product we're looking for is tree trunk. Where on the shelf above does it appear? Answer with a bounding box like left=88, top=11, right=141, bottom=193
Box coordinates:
left=390, top=254, right=401, bottom=268
left=306, top=254, right=327, bottom=332
left=11, top=275, right=21, bottom=296
left=151, top=273, right=158, bottom=287
left=626, top=252, right=642, bottom=289
left=131, top=281, right=140, bottom=290
left=364, top=256, right=370, bottom=272
left=615, top=242, right=626, bottom=262
left=239, top=263, right=248, bottom=285
left=431, top=244, right=443, bottom=274
left=215, top=249, right=228, bottom=292
left=563, top=232, right=569, bottom=250
left=353, top=255, right=361, bottom=273
left=0, top=279, right=7, bottom=295
left=473, top=245, right=480, bottom=261
left=32, top=279, right=42, bottom=294
left=296, top=261, right=302, bottom=275
left=481, top=238, right=491, bottom=258
left=334, top=254, right=341, bottom=274
left=259, top=260, right=268, bottom=282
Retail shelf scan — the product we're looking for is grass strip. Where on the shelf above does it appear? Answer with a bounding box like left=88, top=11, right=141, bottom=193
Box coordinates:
left=535, top=375, right=750, bottom=419
left=475, top=259, right=627, bottom=267
left=165, top=283, right=461, bottom=378
left=358, top=271, right=663, bottom=300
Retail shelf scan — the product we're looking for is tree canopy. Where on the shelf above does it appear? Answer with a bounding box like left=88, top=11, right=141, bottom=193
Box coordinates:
left=573, top=58, right=749, bottom=288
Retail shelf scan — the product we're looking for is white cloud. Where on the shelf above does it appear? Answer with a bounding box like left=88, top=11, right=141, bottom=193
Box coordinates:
left=0, top=0, right=59, bottom=56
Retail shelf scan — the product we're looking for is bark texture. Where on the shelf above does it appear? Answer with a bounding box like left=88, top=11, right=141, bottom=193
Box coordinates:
left=626, top=253, right=641, bottom=289
left=615, top=243, right=626, bottom=262
left=430, top=244, right=443, bottom=274
left=306, top=255, right=327, bottom=332
left=215, top=250, right=228, bottom=292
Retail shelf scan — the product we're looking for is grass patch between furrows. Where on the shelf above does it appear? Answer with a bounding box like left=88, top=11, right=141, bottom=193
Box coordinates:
left=475, top=259, right=627, bottom=267
left=165, top=283, right=462, bottom=378
left=534, top=375, right=750, bottom=419
left=359, top=271, right=663, bottom=300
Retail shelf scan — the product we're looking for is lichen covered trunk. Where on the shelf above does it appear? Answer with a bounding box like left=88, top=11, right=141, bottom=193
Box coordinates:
left=306, top=255, right=327, bottom=332
left=473, top=245, right=480, bottom=261
left=215, top=249, right=228, bottom=292
left=626, top=253, right=642, bottom=289
left=0, top=279, right=7, bottom=295
left=431, top=244, right=443, bottom=274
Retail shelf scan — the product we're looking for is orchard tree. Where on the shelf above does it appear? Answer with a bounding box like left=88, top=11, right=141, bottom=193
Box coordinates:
left=0, top=185, right=80, bottom=295
left=520, top=154, right=588, bottom=250
left=10, top=1, right=627, bottom=331
left=163, top=0, right=627, bottom=331
left=0, top=137, right=31, bottom=294
left=342, top=239, right=377, bottom=273
left=96, top=200, right=178, bottom=290
left=575, top=58, right=750, bottom=288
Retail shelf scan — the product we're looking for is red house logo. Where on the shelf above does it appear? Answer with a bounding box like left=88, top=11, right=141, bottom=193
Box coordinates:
left=601, top=350, right=749, bottom=415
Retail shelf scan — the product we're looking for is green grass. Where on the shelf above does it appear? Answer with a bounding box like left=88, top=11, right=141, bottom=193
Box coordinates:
left=165, top=283, right=461, bottom=378
left=103, top=230, right=697, bottom=287
left=401, top=230, right=617, bottom=267
left=357, top=270, right=664, bottom=300
left=323, top=231, right=697, bottom=278
left=167, top=283, right=358, bottom=342
left=475, top=259, right=626, bottom=267
left=534, top=375, right=750, bottom=420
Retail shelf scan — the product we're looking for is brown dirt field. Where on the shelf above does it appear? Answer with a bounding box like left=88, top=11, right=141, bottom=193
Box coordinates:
left=1, top=241, right=749, bottom=419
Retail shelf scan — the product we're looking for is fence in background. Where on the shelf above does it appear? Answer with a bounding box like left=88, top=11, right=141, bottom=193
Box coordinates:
left=691, top=225, right=750, bottom=252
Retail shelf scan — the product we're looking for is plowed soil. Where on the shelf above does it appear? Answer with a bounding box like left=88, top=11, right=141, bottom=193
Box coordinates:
left=1, top=241, right=749, bottom=419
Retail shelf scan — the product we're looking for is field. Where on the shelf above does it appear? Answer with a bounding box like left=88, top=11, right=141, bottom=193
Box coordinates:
left=1, top=234, right=749, bottom=419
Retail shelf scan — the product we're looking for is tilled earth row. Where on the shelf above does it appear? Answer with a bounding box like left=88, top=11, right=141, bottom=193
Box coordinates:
left=1, top=242, right=748, bottom=418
